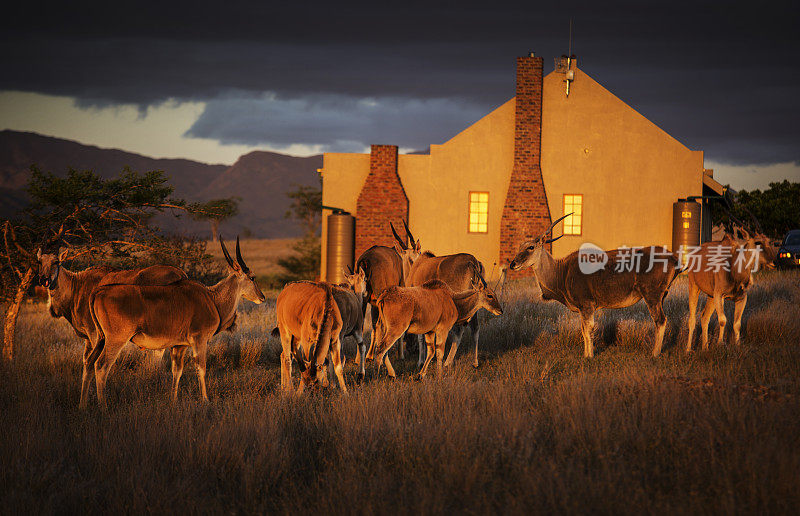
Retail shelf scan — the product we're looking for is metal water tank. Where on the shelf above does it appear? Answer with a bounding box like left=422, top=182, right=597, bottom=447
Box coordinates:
left=672, top=199, right=701, bottom=254
left=325, top=210, right=355, bottom=284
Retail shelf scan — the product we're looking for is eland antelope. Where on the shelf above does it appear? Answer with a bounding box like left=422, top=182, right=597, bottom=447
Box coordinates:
left=366, top=279, right=503, bottom=379
left=275, top=267, right=368, bottom=385
left=273, top=280, right=346, bottom=394
left=89, top=237, right=265, bottom=405
left=36, top=248, right=187, bottom=408
left=685, top=226, right=777, bottom=351
left=333, top=266, right=368, bottom=381
left=509, top=214, right=683, bottom=357
left=392, top=221, right=490, bottom=368
left=356, top=221, right=420, bottom=362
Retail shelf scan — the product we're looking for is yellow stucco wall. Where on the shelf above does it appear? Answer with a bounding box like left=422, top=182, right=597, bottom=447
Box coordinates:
left=321, top=100, right=515, bottom=280
left=320, top=65, right=705, bottom=281
left=542, top=67, right=704, bottom=257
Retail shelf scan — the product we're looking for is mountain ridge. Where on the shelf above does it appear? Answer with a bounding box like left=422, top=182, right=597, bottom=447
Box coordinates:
left=0, top=130, right=322, bottom=237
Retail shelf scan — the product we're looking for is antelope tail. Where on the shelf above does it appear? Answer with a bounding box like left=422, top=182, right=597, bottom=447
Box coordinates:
left=373, top=296, right=391, bottom=358
left=271, top=327, right=280, bottom=338
left=310, top=283, right=336, bottom=372
left=669, top=254, right=687, bottom=287
left=87, top=286, right=108, bottom=358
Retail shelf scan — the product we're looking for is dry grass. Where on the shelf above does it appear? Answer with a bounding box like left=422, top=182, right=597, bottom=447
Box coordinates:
left=1, top=271, right=799, bottom=514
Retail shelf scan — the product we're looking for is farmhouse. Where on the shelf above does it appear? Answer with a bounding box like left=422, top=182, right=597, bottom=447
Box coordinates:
left=319, top=54, right=724, bottom=281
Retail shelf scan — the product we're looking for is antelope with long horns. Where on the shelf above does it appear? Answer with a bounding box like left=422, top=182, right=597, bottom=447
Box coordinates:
left=367, top=279, right=503, bottom=379
left=685, top=225, right=777, bottom=351
left=273, top=266, right=367, bottom=384
left=273, top=280, right=346, bottom=394
left=509, top=214, right=683, bottom=357
left=392, top=221, right=491, bottom=368
left=354, top=221, right=419, bottom=365
left=89, top=237, right=265, bottom=405
left=36, top=247, right=187, bottom=408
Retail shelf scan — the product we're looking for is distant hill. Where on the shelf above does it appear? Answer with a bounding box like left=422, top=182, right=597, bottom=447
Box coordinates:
left=195, top=150, right=321, bottom=239
left=0, top=130, right=322, bottom=237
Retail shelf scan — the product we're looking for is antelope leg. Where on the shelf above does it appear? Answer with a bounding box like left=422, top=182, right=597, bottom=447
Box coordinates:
left=80, top=340, right=95, bottom=409
left=646, top=298, right=667, bottom=357
left=417, top=333, right=436, bottom=379
left=435, top=330, right=448, bottom=379
left=331, top=339, right=347, bottom=393
left=686, top=282, right=700, bottom=352
left=357, top=335, right=366, bottom=383
left=713, top=293, right=727, bottom=346
left=170, top=346, right=188, bottom=402
left=94, top=338, right=127, bottom=407
left=733, top=294, right=747, bottom=345
left=365, top=304, right=380, bottom=360
left=699, top=297, right=715, bottom=350
left=470, top=315, right=480, bottom=368
left=191, top=339, right=209, bottom=402
left=443, top=325, right=464, bottom=368
left=580, top=310, right=596, bottom=358
left=279, top=332, right=294, bottom=393
left=417, top=334, right=426, bottom=368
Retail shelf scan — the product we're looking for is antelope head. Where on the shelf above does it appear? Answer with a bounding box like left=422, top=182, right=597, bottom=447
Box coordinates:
left=391, top=220, right=421, bottom=269
left=735, top=227, right=778, bottom=270
left=475, top=277, right=503, bottom=316
left=219, top=236, right=267, bottom=304
left=301, top=357, right=330, bottom=390
left=36, top=247, right=68, bottom=290
left=508, top=213, right=571, bottom=271
left=343, top=265, right=367, bottom=296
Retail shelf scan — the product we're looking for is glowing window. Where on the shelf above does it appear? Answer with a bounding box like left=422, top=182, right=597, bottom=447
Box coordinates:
left=563, top=194, right=583, bottom=235
left=468, top=192, right=489, bottom=233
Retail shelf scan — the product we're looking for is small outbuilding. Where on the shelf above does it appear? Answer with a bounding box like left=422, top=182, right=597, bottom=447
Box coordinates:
left=319, top=54, right=724, bottom=281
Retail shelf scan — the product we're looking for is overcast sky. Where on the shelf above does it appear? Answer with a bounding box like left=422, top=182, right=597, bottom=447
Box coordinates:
left=1, top=0, right=798, bottom=190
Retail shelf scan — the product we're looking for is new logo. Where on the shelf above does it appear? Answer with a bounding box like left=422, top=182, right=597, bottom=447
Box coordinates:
left=578, top=243, right=608, bottom=274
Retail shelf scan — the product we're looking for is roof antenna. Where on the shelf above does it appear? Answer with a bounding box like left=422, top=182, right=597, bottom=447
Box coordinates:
left=565, top=18, right=575, bottom=96
left=568, top=18, right=573, bottom=57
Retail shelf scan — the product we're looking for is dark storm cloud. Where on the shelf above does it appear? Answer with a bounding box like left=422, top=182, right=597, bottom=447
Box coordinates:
left=185, top=92, right=488, bottom=152
left=1, top=0, right=798, bottom=164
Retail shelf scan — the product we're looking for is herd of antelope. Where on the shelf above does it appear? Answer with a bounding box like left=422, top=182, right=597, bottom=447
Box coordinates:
left=35, top=215, right=778, bottom=405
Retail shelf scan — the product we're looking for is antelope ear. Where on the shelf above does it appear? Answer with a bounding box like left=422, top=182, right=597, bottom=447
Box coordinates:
left=393, top=242, right=404, bottom=254
left=57, top=247, right=69, bottom=262
left=36, top=248, right=42, bottom=261
left=358, top=266, right=366, bottom=278
left=413, top=239, right=421, bottom=252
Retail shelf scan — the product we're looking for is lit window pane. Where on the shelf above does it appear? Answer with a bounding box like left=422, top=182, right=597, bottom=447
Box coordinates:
left=468, top=192, right=489, bottom=233
left=562, top=194, right=582, bottom=235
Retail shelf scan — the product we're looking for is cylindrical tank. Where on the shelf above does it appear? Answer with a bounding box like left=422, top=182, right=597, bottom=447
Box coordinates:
left=326, top=211, right=355, bottom=284
left=672, top=200, right=701, bottom=255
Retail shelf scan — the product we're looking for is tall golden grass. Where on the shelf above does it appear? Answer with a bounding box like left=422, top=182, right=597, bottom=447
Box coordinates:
left=0, top=271, right=798, bottom=513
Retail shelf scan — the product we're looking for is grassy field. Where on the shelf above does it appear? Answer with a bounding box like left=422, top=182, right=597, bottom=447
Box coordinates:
left=1, top=269, right=799, bottom=514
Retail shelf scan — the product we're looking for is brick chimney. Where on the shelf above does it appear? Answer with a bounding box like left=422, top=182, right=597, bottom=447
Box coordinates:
left=355, top=145, right=409, bottom=259
left=500, top=54, right=552, bottom=277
